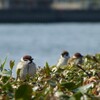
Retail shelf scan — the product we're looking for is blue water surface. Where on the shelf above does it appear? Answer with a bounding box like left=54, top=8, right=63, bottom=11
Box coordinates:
left=0, top=23, right=100, bottom=76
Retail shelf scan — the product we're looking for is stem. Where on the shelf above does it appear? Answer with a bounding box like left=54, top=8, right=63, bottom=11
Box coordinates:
left=76, top=64, right=91, bottom=77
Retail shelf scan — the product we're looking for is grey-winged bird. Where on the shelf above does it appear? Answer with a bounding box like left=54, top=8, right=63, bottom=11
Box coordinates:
left=67, top=52, right=83, bottom=66
left=56, top=51, right=70, bottom=67
left=16, top=55, right=36, bottom=80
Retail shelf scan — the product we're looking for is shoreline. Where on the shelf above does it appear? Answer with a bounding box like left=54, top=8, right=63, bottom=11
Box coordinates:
left=0, top=9, right=100, bottom=23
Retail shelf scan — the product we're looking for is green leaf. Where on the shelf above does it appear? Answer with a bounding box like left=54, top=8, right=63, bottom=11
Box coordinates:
left=74, top=83, right=94, bottom=94
left=45, top=62, right=51, bottom=76
left=3, top=82, right=13, bottom=92
left=16, top=69, right=21, bottom=76
left=1, top=69, right=12, bottom=76
left=15, top=83, right=32, bottom=100
left=0, top=57, right=7, bottom=71
left=60, top=95, right=69, bottom=100
left=45, top=62, right=49, bottom=67
left=10, top=60, right=15, bottom=70
left=16, top=69, right=21, bottom=80
left=61, top=82, right=76, bottom=90
left=47, top=80, right=56, bottom=87
left=69, top=92, right=83, bottom=100
left=1, top=76, right=10, bottom=83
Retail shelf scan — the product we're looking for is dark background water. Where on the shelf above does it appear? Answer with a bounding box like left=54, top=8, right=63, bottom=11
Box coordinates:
left=0, top=23, right=100, bottom=76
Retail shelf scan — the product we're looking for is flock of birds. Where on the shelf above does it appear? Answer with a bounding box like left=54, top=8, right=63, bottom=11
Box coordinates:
left=16, top=51, right=83, bottom=80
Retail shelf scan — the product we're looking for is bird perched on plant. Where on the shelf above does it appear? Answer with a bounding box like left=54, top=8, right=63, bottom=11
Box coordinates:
left=67, top=52, right=83, bottom=66
left=56, top=51, right=70, bottom=67
left=16, top=55, right=36, bottom=80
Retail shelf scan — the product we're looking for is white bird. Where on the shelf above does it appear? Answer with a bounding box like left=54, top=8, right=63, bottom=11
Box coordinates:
left=56, top=51, right=70, bottom=67
left=16, top=55, right=36, bottom=80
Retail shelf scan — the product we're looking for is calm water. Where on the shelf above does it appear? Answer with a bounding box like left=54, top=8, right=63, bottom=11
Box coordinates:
left=0, top=23, right=100, bottom=76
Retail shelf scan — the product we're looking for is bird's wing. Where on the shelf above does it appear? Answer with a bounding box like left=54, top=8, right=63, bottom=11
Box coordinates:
left=67, top=58, right=73, bottom=65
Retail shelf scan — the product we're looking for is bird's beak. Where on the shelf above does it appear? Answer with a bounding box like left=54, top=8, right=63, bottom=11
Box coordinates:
left=31, top=58, right=34, bottom=60
left=72, top=56, right=76, bottom=59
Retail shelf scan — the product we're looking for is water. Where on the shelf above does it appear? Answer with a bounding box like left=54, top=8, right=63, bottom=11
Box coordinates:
left=0, top=23, right=100, bottom=76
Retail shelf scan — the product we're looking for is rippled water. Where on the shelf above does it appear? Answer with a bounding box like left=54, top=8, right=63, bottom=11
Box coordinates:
left=0, top=23, right=100, bottom=76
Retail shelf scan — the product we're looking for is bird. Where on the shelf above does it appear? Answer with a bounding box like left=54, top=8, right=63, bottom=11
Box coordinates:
left=67, top=52, right=83, bottom=66
left=56, top=51, right=70, bottom=67
left=16, top=55, right=36, bottom=80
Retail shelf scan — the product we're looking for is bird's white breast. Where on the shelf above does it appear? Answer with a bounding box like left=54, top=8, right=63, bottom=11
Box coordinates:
left=56, top=56, right=69, bottom=67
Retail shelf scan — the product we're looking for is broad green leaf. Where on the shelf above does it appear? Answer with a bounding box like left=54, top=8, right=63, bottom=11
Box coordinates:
left=10, top=60, right=15, bottom=70
left=15, top=83, right=32, bottom=100
left=47, top=80, right=56, bottom=87
left=74, top=83, right=94, bottom=94
left=69, top=92, right=83, bottom=100
left=60, top=95, right=69, bottom=100
left=1, top=69, right=12, bottom=76
left=61, top=82, right=76, bottom=90
left=1, top=76, right=10, bottom=83
left=2, top=82, right=13, bottom=92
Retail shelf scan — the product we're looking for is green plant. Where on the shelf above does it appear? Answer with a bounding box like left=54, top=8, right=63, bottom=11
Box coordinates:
left=0, top=54, right=100, bottom=100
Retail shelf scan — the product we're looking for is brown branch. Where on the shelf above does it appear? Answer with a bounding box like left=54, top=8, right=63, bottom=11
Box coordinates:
left=76, top=64, right=91, bottom=77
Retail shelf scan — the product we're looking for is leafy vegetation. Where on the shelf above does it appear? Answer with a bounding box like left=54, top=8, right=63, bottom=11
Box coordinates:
left=0, top=54, right=100, bottom=100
